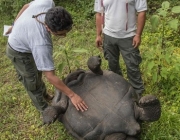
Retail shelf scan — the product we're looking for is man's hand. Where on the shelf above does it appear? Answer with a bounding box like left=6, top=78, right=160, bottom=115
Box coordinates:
left=43, top=70, right=88, bottom=112
left=133, top=35, right=141, bottom=48
left=96, top=35, right=102, bottom=48
left=70, top=93, right=88, bottom=112
left=5, top=26, right=13, bottom=35
left=96, top=35, right=103, bottom=52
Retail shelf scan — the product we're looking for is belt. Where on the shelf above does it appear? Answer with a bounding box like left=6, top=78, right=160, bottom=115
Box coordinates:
left=8, top=43, right=31, bottom=54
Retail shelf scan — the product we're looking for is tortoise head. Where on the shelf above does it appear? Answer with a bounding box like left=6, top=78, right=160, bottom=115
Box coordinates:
left=42, top=106, right=62, bottom=125
left=87, top=56, right=103, bottom=75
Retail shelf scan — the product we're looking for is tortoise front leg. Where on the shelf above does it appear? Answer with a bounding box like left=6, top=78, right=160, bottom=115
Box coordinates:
left=42, top=89, right=69, bottom=125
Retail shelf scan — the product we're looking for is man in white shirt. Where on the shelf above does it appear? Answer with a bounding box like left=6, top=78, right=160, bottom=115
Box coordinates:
left=6, top=0, right=88, bottom=115
left=94, top=0, right=147, bottom=98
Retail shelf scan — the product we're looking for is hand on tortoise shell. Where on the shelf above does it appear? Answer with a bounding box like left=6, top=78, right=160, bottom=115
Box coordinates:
left=70, top=93, right=88, bottom=112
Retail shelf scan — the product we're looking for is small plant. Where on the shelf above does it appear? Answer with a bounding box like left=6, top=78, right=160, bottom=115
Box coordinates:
left=150, top=1, right=180, bottom=45
left=53, top=42, right=89, bottom=79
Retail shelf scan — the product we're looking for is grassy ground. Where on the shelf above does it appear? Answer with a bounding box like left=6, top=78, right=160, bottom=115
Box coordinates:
left=1, top=1, right=180, bottom=140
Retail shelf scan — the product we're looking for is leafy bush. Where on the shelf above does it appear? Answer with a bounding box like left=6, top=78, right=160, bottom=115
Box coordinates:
left=56, top=0, right=95, bottom=19
left=0, top=0, right=31, bottom=19
left=141, top=1, right=180, bottom=94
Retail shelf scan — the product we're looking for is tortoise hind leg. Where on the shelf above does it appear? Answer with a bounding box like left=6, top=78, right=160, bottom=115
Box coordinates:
left=104, top=133, right=138, bottom=140
left=136, top=95, right=161, bottom=122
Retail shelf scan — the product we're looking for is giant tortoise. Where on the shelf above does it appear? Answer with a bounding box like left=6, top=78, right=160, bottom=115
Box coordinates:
left=43, top=56, right=161, bottom=140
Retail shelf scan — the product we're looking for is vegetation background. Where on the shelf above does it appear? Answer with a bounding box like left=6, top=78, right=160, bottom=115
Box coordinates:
left=0, top=0, right=180, bottom=139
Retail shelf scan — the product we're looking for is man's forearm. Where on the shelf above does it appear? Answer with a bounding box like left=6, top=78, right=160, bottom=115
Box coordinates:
left=96, top=13, right=102, bottom=36
left=43, top=71, right=75, bottom=98
left=136, top=11, right=146, bottom=36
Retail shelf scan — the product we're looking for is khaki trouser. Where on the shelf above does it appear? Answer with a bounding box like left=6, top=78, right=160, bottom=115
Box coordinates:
left=6, top=43, right=48, bottom=112
left=103, top=34, right=144, bottom=95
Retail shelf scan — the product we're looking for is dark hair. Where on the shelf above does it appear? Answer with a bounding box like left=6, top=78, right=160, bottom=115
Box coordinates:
left=45, top=6, right=73, bottom=32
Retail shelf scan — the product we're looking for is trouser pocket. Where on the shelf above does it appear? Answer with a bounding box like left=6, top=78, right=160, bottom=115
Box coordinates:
left=129, top=49, right=142, bottom=70
left=23, top=75, right=37, bottom=91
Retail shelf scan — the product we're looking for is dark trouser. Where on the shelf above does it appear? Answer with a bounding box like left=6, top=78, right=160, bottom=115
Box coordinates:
left=103, top=34, right=144, bottom=95
left=6, top=43, right=48, bottom=112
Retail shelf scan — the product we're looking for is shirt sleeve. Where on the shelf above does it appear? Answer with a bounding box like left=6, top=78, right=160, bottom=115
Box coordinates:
left=135, top=0, right=147, bottom=12
left=32, top=45, right=55, bottom=71
left=94, top=0, right=103, bottom=13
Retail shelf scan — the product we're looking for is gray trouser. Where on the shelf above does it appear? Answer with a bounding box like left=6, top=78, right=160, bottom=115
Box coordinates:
left=6, top=43, right=48, bottom=112
left=103, top=34, right=144, bottom=95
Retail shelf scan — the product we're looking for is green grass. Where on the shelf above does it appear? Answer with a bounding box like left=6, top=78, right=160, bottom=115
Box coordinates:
left=1, top=1, right=180, bottom=140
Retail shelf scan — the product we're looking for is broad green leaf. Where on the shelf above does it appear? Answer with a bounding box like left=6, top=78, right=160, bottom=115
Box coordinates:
left=58, top=62, right=66, bottom=74
left=161, top=1, right=170, bottom=9
left=164, top=54, right=171, bottom=64
left=172, top=6, right=180, bottom=13
left=152, top=72, right=158, bottom=83
left=147, top=61, right=155, bottom=71
left=175, top=64, right=180, bottom=71
left=157, top=75, right=161, bottom=82
left=150, top=15, right=160, bottom=31
left=72, top=48, right=88, bottom=53
left=157, top=8, right=162, bottom=13
left=168, top=19, right=178, bottom=30
left=160, top=68, right=168, bottom=80
left=158, top=10, right=167, bottom=17
left=170, top=74, right=175, bottom=81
